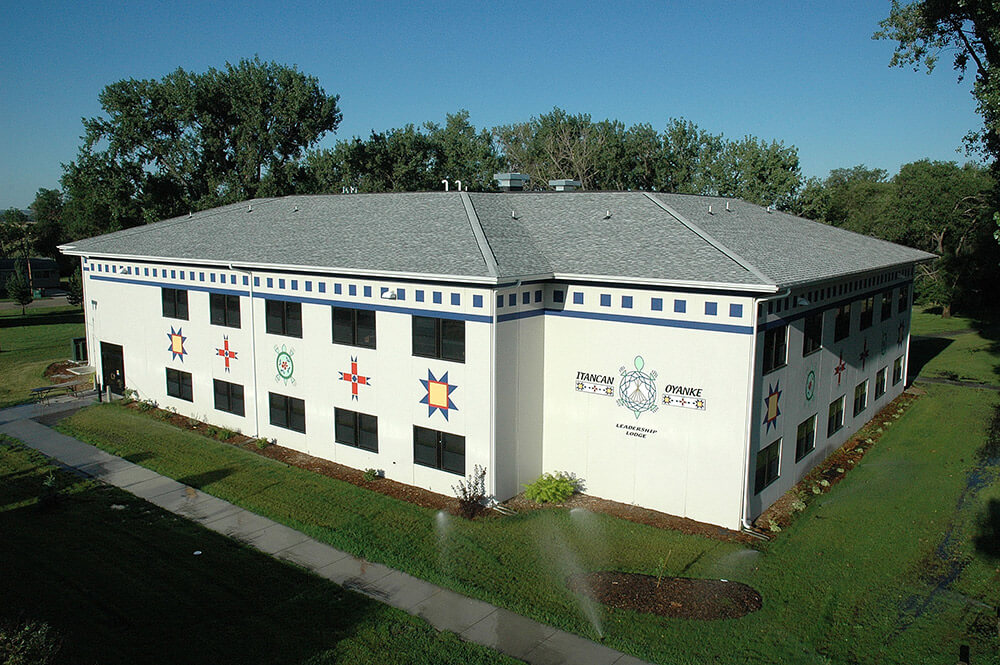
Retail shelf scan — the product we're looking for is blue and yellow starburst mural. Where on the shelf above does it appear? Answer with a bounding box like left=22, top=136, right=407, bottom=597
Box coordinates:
left=167, top=326, right=187, bottom=361
left=420, top=370, right=458, bottom=420
left=763, top=381, right=781, bottom=433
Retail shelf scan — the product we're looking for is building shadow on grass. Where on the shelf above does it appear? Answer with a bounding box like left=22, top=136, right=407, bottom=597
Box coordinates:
left=0, top=311, right=84, bottom=328
left=176, top=468, right=234, bottom=489
left=973, top=498, right=1000, bottom=560
left=908, top=336, right=953, bottom=379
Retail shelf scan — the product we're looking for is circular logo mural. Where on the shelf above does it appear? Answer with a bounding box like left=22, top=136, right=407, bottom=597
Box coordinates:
left=805, top=370, right=816, bottom=401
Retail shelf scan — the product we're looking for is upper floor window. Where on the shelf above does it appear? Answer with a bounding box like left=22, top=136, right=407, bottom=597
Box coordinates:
left=802, top=312, right=823, bottom=356
left=332, top=306, right=376, bottom=348
left=860, top=297, right=874, bottom=330
left=880, top=291, right=893, bottom=322
left=266, top=299, right=302, bottom=338
left=834, top=304, right=851, bottom=342
left=162, top=287, right=188, bottom=320
left=210, top=293, right=241, bottom=328
left=412, top=316, right=465, bottom=363
left=762, top=325, right=787, bottom=374
left=897, top=285, right=909, bottom=314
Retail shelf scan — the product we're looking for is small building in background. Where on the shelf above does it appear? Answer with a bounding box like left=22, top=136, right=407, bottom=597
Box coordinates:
left=0, top=257, right=61, bottom=294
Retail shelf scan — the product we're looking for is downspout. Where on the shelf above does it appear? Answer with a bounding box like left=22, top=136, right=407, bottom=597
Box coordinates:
left=231, top=264, right=260, bottom=438
left=738, top=287, right=791, bottom=538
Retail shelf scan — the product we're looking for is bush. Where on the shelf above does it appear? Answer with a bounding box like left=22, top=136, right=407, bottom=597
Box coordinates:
left=0, top=619, right=61, bottom=665
left=362, top=468, right=380, bottom=483
left=523, top=471, right=579, bottom=504
left=452, top=464, right=487, bottom=519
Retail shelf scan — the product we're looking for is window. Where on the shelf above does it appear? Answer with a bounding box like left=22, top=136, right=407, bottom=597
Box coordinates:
left=802, top=312, right=823, bottom=356
left=413, top=425, right=465, bottom=475
left=875, top=367, right=887, bottom=399
left=210, top=293, right=241, bottom=328
left=795, top=415, right=817, bottom=462
left=266, top=299, right=302, bottom=337
left=897, top=285, right=909, bottom=314
left=334, top=408, right=378, bottom=452
left=762, top=325, right=787, bottom=374
left=269, top=392, right=305, bottom=433
left=213, top=379, right=244, bottom=416
left=834, top=304, right=851, bottom=342
left=162, top=287, right=188, bottom=320
left=166, top=368, right=192, bottom=401
left=860, top=297, right=874, bottom=330
left=754, top=439, right=781, bottom=494
left=880, top=291, right=893, bottom=322
left=893, top=356, right=904, bottom=385
left=828, top=395, right=845, bottom=436
left=332, top=306, right=376, bottom=348
left=412, top=316, right=465, bottom=363
left=853, top=380, right=868, bottom=417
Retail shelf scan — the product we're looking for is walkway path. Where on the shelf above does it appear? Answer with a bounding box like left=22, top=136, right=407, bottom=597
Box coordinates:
left=0, top=396, right=647, bottom=665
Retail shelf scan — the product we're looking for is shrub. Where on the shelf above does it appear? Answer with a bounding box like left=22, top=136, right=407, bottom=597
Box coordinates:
left=255, top=438, right=273, bottom=450
left=363, top=468, right=380, bottom=483
left=0, top=619, right=61, bottom=664
left=452, top=464, right=487, bottom=519
left=523, top=471, right=579, bottom=504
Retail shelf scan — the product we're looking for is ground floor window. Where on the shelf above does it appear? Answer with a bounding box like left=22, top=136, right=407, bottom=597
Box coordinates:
left=853, top=380, right=868, bottom=417
left=795, top=415, right=816, bottom=462
left=892, top=356, right=904, bottom=385
left=166, top=368, right=192, bottom=401
left=335, top=408, right=378, bottom=452
left=828, top=395, right=845, bottom=436
left=413, top=425, right=465, bottom=475
left=754, top=439, right=781, bottom=494
left=269, top=392, right=305, bottom=433
left=875, top=367, right=887, bottom=399
left=213, top=379, right=245, bottom=416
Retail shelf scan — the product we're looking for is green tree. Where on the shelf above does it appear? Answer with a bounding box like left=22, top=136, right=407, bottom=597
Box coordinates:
left=63, top=57, right=341, bottom=239
left=659, top=118, right=724, bottom=194
left=0, top=209, right=33, bottom=260
left=5, top=264, right=33, bottom=315
left=424, top=110, right=502, bottom=190
left=66, top=267, right=84, bottom=308
left=29, top=188, right=64, bottom=259
left=875, top=0, right=1000, bottom=161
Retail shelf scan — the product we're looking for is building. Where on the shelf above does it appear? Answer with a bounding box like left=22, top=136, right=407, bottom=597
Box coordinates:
left=58, top=188, right=933, bottom=531
left=0, top=257, right=61, bottom=293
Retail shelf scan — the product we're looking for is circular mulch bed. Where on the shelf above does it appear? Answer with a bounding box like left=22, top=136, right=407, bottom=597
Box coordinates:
left=567, top=571, right=762, bottom=620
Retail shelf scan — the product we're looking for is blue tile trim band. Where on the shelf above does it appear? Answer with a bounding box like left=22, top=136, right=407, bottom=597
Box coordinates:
left=499, top=307, right=754, bottom=334
left=88, top=275, right=248, bottom=298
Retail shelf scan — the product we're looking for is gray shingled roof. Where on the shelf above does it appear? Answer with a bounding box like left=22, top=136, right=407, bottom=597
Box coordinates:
left=61, top=191, right=934, bottom=289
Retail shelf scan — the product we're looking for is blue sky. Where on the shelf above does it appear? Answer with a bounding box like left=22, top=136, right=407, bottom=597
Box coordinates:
left=0, top=0, right=981, bottom=210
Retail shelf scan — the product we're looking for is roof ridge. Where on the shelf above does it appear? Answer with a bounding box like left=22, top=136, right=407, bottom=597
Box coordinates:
left=643, top=192, right=775, bottom=287
left=460, top=192, right=499, bottom=280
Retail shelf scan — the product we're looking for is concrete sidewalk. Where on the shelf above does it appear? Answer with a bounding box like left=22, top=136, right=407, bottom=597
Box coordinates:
left=0, top=397, right=648, bottom=665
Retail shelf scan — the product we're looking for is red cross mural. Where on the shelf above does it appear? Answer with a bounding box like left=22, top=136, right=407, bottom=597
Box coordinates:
left=340, top=356, right=371, bottom=400
left=834, top=350, right=847, bottom=386
left=859, top=338, right=870, bottom=370
left=216, top=336, right=237, bottom=372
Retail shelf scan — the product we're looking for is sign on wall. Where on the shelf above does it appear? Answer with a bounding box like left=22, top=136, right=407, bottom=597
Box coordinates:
left=617, top=355, right=658, bottom=419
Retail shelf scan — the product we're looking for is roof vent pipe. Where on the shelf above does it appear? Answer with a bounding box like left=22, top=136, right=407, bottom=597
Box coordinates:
left=494, top=172, right=530, bottom=192
left=549, top=179, right=581, bottom=192
left=708, top=205, right=713, bottom=215
left=441, top=179, right=449, bottom=192
left=726, top=201, right=731, bottom=212
left=455, top=180, right=462, bottom=192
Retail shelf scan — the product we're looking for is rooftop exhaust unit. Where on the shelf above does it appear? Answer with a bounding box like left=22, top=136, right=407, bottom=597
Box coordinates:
left=549, top=179, right=581, bottom=192
left=494, top=172, right=530, bottom=192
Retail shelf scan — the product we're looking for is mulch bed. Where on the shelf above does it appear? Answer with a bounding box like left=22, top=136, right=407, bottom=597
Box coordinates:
left=567, top=571, right=762, bottom=620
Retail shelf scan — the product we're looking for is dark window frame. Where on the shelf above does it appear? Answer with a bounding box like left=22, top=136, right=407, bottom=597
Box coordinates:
left=853, top=380, right=868, bottom=417
left=269, top=392, right=305, bottom=433
left=754, top=439, right=781, bottom=494
left=332, top=306, right=376, bottom=349
left=860, top=296, right=874, bottom=330
left=892, top=356, right=904, bottom=385
left=165, top=367, right=193, bottom=401
left=762, top=325, right=787, bottom=374
left=880, top=291, right=893, bottom=322
left=834, top=304, right=851, bottom=342
left=412, top=315, right=465, bottom=363
left=162, top=287, right=189, bottom=320
left=875, top=367, right=887, bottom=399
left=795, top=415, right=817, bottom=462
left=802, top=312, right=823, bottom=356
left=828, top=395, right=845, bottom=436
left=210, top=293, right=241, bottom=328
left=265, top=299, right=302, bottom=338
left=213, top=378, right=245, bottom=416
left=897, top=286, right=909, bottom=314
left=334, top=407, right=379, bottom=452
left=413, top=425, right=465, bottom=475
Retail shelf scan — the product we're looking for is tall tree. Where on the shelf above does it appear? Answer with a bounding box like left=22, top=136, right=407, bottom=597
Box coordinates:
left=714, top=136, right=802, bottom=208
left=5, top=264, right=33, bottom=315
left=63, top=57, right=341, bottom=239
left=875, top=0, right=1000, bottom=162
left=29, top=188, right=64, bottom=259
left=0, top=209, right=33, bottom=260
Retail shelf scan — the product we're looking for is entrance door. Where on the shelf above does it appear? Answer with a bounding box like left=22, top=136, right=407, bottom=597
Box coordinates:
left=100, top=342, right=125, bottom=395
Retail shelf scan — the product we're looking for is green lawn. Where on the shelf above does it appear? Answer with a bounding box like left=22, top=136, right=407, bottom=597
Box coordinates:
left=0, top=438, right=521, bottom=665
left=0, top=307, right=84, bottom=408
left=910, top=308, right=984, bottom=335
left=910, top=307, right=1000, bottom=384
